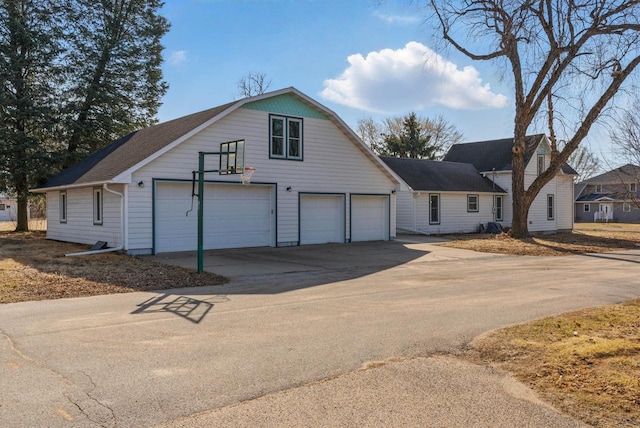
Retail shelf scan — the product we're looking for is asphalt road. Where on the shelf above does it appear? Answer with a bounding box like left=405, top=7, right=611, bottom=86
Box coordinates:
left=1, top=238, right=639, bottom=427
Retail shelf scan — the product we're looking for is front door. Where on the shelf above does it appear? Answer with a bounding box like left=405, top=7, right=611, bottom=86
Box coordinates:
left=598, top=203, right=613, bottom=221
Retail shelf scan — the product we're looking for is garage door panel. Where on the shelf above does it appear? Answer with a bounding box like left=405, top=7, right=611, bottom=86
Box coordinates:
left=155, top=183, right=273, bottom=253
left=300, top=195, right=344, bottom=245
left=351, top=196, right=389, bottom=242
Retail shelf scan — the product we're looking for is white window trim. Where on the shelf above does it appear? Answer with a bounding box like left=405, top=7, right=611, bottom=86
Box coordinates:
left=429, top=193, right=440, bottom=225
left=547, top=194, right=554, bottom=220
left=595, top=184, right=603, bottom=193
left=623, top=203, right=631, bottom=212
left=629, top=183, right=637, bottom=192
left=93, top=187, right=103, bottom=225
left=494, top=195, right=503, bottom=221
left=59, top=191, right=67, bottom=223
left=537, top=154, right=545, bottom=176
left=584, top=204, right=590, bottom=212
left=269, top=115, right=303, bottom=160
left=467, top=194, right=479, bottom=212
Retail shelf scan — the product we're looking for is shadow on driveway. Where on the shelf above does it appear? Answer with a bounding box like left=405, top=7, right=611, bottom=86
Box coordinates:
left=138, top=238, right=442, bottom=321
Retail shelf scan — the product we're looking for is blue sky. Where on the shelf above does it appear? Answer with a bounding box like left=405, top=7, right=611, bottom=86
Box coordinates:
left=158, top=0, right=517, bottom=144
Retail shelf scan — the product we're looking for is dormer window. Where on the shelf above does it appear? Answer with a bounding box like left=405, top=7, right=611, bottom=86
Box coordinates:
left=595, top=184, right=603, bottom=193
left=270, top=115, right=303, bottom=160
left=537, top=154, right=545, bottom=176
left=629, top=183, right=637, bottom=192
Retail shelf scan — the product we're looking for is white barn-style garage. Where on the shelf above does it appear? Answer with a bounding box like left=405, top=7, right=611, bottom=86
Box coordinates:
left=32, top=88, right=403, bottom=254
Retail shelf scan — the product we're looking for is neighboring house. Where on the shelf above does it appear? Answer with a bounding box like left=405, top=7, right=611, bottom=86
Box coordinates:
left=32, top=87, right=403, bottom=254
left=0, top=194, right=18, bottom=222
left=381, top=157, right=507, bottom=234
left=574, top=164, right=640, bottom=223
left=430, top=134, right=575, bottom=233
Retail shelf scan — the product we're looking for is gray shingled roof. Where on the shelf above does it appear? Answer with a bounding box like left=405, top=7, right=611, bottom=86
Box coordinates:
left=578, top=163, right=640, bottom=184
left=380, top=157, right=506, bottom=193
left=39, top=101, right=236, bottom=189
left=443, top=134, right=578, bottom=175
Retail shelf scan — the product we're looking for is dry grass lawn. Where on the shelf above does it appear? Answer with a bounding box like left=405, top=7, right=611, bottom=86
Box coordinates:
left=441, top=224, right=640, bottom=256
left=0, top=231, right=226, bottom=304
left=467, top=299, right=640, bottom=427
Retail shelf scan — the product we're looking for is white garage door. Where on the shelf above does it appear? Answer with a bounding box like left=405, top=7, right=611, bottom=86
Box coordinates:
left=155, top=182, right=273, bottom=253
left=299, top=194, right=344, bottom=245
left=351, top=195, right=389, bottom=242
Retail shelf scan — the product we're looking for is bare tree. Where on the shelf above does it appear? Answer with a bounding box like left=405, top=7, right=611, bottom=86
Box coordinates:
left=358, top=113, right=463, bottom=159
left=612, top=101, right=640, bottom=166
left=566, top=145, right=601, bottom=182
left=430, top=1, right=640, bottom=237
left=236, top=71, right=271, bottom=98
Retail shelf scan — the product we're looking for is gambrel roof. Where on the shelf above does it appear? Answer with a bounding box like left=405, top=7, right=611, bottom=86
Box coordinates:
left=34, top=87, right=402, bottom=191
left=380, top=157, right=506, bottom=193
left=444, top=134, right=578, bottom=175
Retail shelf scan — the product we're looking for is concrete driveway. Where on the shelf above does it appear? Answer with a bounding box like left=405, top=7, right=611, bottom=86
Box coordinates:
left=1, top=237, right=639, bottom=427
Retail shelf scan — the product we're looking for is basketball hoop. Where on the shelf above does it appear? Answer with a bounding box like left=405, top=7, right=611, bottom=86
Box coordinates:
left=240, top=167, right=255, bottom=185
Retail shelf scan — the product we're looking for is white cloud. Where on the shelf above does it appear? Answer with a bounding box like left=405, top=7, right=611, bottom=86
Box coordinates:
left=320, top=42, right=508, bottom=113
left=168, top=50, right=188, bottom=65
left=373, top=11, right=420, bottom=25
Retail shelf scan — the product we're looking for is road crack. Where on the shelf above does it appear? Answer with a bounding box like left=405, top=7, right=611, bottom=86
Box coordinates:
left=1, top=328, right=117, bottom=426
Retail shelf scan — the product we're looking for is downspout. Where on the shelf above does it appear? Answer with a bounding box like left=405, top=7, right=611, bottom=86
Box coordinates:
left=66, top=183, right=125, bottom=256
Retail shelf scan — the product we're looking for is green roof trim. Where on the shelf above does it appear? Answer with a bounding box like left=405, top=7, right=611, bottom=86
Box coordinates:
left=242, top=93, right=329, bottom=120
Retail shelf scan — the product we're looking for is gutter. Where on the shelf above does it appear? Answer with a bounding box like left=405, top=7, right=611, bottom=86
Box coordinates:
left=66, top=183, right=125, bottom=256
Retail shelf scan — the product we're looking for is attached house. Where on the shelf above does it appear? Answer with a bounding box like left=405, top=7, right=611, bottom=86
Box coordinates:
left=31, top=87, right=403, bottom=254
left=574, top=164, right=640, bottom=223
left=381, top=157, right=507, bottom=234
left=383, top=134, right=576, bottom=234
left=0, top=194, right=17, bottom=222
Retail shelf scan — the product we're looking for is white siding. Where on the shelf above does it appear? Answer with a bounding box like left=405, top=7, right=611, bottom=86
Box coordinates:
left=556, top=175, right=574, bottom=230
left=46, top=185, right=123, bottom=247
left=411, top=192, right=496, bottom=234
left=0, top=198, right=17, bottom=221
left=395, top=191, right=414, bottom=230
left=129, top=108, right=396, bottom=251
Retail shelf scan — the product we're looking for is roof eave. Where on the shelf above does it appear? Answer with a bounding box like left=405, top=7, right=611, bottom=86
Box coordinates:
left=30, top=180, right=113, bottom=193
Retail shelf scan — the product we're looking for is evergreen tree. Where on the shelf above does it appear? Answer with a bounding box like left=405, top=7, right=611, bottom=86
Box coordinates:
left=359, top=113, right=463, bottom=159
left=0, top=0, right=64, bottom=231
left=62, top=0, right=170, bottom=166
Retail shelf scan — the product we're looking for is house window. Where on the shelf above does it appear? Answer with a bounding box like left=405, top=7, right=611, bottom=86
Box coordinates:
left=547, top=194, right=554, bottom=220
left=429, top=194, right=440, bottom=225
left=467, top=194, right=479, bottom=212
left=270, top=115, right=303, bottom=160
left=584, top=204, right=590, bottom=213
left=0, top=204, right=5, bottom=211
left=623, top=203, right=631, bottom=212
left=59, top=191, right=67, bottom=223
left=537, top=154, right=545, bottom=176
left=93, top=187, right=103, bottom=225
left=629, top=183, right=637, bottom=192
left=595, top=184, right=603, bottom=193
left=495, top=195, right=503, bottom=221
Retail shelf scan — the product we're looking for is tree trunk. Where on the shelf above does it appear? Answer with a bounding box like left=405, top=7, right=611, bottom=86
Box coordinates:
left=510, top=132, right=530, bottom=238
left=14, top=173, right=29, bottom=232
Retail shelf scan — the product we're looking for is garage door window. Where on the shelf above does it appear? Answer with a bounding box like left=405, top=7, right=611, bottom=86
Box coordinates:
left=270, top=115, right=303, bottom=160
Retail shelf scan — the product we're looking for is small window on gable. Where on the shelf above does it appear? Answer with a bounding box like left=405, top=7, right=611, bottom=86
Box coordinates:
left=584, top=204, right=590, bottom=212
left=547, top=194, right=554, bottom=220
left=629, top=183, right=637, bottom=192
left=595, top=184, right=603, bottom=193
left=467, top=194, right=479, bottom=212
left=537, top=154, right=545, bottom=176
left=270, top=115, right=303, bottom=160
left=60, top=191, right=67, bottom=223
left=93, top=187, right=103, bottom=225
left=624, top=203, right=631, bottom=212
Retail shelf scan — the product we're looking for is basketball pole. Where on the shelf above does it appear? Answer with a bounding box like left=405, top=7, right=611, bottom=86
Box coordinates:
left=193, top=140, right=247, bottom=273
